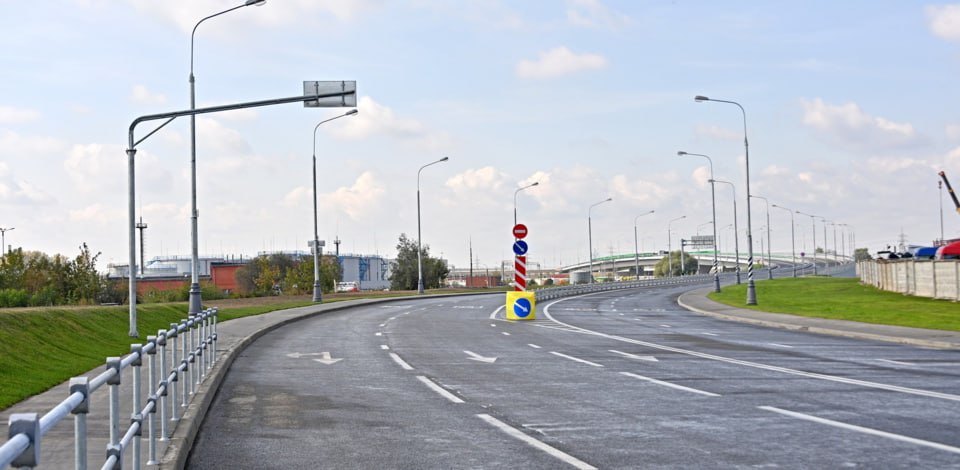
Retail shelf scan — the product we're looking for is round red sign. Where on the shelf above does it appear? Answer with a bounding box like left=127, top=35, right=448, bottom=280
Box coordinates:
left=512, top=223, right=528, bottom=239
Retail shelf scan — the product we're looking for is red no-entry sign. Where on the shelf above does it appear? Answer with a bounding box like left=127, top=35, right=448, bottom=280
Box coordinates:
left=512, top=223, right=528, bottom=239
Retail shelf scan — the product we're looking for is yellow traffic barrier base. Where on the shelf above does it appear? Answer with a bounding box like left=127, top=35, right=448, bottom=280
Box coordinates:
left=505, top=291, right=536, bottom=320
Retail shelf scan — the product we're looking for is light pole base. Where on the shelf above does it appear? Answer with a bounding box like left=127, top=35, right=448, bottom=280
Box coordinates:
left=735, top=271, right=741, bottom=285
left=746, top=280, right=757, bottom=305
left=188, top=283, right=202, bottom=314
left=768, top=268, right=773, bottom=280
left=713, top=274, right=721, bottom=293
left=312, top=282, right=323, bottom=303
left=417, top=279, right=424, bottom=295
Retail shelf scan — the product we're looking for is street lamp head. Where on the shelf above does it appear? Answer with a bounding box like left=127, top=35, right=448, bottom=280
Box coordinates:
left=345, top=109, right=358, bottom=116
left=694, top=95, right=710, bottom=102
left=606, top=197, right=613, bottom=202
left=677, top=151, right=687, bottom=156
left=245, top=0, right=267, bottom=6
left=531, top=181, right=539, bottom=187
left=440, top=156, right=449, bottom=162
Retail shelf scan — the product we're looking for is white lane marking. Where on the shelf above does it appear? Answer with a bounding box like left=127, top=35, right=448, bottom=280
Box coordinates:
left=618, top=313, right=624, bottom=316
left=621, top=372, right=720, bottom=397
left=541, top=296, right=960, bottom=403
left=660, top=324, right=672, bottom=328
left=380, top=345, right=389, bottom=350
left=489, top=305, right=505, bottom=320
left=491, top=323, right=497, bottom=328
left=416, top=376, right=464, bottom=403
left=878, top=359, right=915, bottom=366
left=464, top=350, right=497, bottom=363
left=768, top=343, right=794, bottom=349
left=528, top=344, right=542, bottom=349
left=403, top=312, right=410, bottom=315
left=379, top=323, right=386, bottom=327
left=550, top=352, right=604, bottom=368
left=701, top=332, right=718, bottom=336
left=502, top=332, right=511, bottom=336
left=759, top=406, right=960, bottom=455
left=375, top=332, right=382, bottom=336
left=477, top=414, right=597, bottom=470
left=389, top=353, right=414, bottom=370
left=609, top=350, right=659, bottom=362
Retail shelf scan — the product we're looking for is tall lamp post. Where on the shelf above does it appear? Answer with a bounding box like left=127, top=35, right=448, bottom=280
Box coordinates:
left=187, top=0, right=267, bottom=315
left=588, top=198, right=613, bottom=283
left=667, top=215, right=686, bottom=277
left=821, top=218, right=830, bottom=268
left=828, top=221, right=838, bottom=264
left=634, top=210, right=655, bottom=279
left=514, top=182, right=539, bottom=226
left=838, top=223, right=848, bottom=261
left=678, top=151, right=720, bottom=292
left=796, top=211, right=819, bottom=275
left=311, top=109, right=358, bottom=302
left=695, top=95, right=756, bottom=304
left=771, top=204, right=796, bottom=277
left=711, top=179, right=740, bottom=284
left=750, top=195, right=773, bottom=279
left=417, top=157, right=449, bottom=294
left=0, top=227, right=13, bottom=257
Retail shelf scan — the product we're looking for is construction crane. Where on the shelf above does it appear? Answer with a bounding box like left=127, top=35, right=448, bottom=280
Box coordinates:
left=940, top=171, right=960, bottom=215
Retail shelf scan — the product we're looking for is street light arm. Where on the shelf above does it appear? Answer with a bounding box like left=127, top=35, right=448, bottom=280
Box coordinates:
left=313, top=109, right=358, bottom=156
left=418, top=157, right=449, bottom=191
left=191, top=2, right=259, bottom=75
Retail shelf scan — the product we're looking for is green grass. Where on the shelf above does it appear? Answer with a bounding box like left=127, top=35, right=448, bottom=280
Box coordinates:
left=708, top=277, right=960, bottom=331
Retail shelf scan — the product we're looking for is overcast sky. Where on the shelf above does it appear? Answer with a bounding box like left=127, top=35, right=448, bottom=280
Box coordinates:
left=2, top=1, right=960, bottom=272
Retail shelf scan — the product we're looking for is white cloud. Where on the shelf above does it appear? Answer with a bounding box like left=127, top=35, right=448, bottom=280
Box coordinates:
left=0, top=129, right=64, bottom=156
left=445, top=167, right=508, bottom=192
left=69, top=203, right=122, bottom=224
left=319, top=171, right=385, bottom=220
left=516, top=47, right=608, bottom=79
left=694, top=124, right=740, bottom=142
left=329, top=96, right=451, bottom=150
left=282, top=186, right=311, bottom=208
left=926, top=4, right=960, bottom=41
left=0, top=106, right=41, bottom=124
left=947, top=124, right=960, bottom=141
left=567, top=0, right=630, bottom=30
left=130, top=85, right=167, bottom=105
left=196, top=117, right=252, bottom=155
left=800, top=98, right=923, bottom=151
left=691, top=166, right=711, bottom=189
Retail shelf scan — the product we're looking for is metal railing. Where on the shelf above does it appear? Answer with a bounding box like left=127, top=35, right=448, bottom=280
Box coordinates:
left=535, top=273, right=717, bottom=302
left=1, top=308, right=219, bottom=470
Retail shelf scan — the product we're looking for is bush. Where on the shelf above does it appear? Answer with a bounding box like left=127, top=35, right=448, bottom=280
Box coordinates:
left=0, top=288, right=29, bottom=308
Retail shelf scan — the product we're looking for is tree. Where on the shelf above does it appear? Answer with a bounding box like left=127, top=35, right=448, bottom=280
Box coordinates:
left=235, top=252, right=341, bottom=296
left=390, top=233, right=449, bottom=290
left=653, top=251, right=699, bottom=277
left=853, top=248, right=872, bottom=261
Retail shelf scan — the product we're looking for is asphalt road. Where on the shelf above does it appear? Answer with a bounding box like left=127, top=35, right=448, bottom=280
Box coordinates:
left=187, top=279, right=960, bottom=469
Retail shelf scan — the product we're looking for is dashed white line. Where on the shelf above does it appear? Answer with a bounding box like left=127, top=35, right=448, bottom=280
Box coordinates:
left=528, top=344, right=542, bottom=349
left=490, top=323, right=497, bottom=328
left=389, top=353, right=414, bottom=370
left=660, top=324, right=672, bottom=328
left=877, top=359, right=915, bottom=366
left=477, top=414, right=597, bottom=470
left=379, top=323, right=386, bottom=327
left=620, top=372, right=720, bottom=397
left=550, top=352, right=604, bottom=368
left=375, top=332, right=382, bottom=336
left=759, top=406, right=960, bottom=455
left=416, top=376, right=464, bottom=403
left=701, top=332, right=718, bottom=336
left=768, top=343, right=794, bottom=349
left=502, top=332, right=511, bottom=336
left=380, top=345, right=389, bottom=350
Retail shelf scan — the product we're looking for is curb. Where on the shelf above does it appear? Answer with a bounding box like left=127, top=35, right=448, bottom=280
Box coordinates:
left=677, top=288, right=960, bottom=350
left=157, top=292, right=499, bottom=469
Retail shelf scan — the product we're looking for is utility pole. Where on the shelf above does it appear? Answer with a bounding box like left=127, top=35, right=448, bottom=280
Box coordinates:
left=135, top=217, right=148, bottom=276
left=469, top=237, right=473, bottom=287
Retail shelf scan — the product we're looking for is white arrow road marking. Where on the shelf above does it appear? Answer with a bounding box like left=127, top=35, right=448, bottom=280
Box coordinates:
left=609, top=350, right=659, bottom=362
left=312, top=352, right=342, bottom=365
left=464, top=350, right=497, bottom=363
left=489, top=305, right=505, bottom=320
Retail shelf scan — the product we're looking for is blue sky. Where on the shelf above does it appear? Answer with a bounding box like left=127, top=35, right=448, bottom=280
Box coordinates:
left=2, top=0, right=959, bottom=271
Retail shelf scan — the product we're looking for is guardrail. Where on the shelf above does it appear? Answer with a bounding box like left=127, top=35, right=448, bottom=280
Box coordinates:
left=0, top=308, right=219, bottom=470
left=535, top=273, right=717, bottom=302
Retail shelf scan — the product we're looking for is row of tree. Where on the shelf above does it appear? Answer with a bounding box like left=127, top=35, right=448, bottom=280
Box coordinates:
left=0, top=244, right=107, bottom=307
left=234, top=253, right=341, bottom=296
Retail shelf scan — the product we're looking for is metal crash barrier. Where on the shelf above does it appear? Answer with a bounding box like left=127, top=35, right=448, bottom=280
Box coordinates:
left=0, top=308, right=219, bottom=470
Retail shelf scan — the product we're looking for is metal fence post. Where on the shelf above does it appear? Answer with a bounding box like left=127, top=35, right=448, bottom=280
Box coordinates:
left=145, top=336, right=158, bottom=465
left=105, top=357, right=122, bottom=456
left=211, top=308, right=218, bottom=365
left=70, top=377, right=90, bottom=470
left=169, top=323, right=181, bottom=419
left=181, top=319, right=190, bottom=403
left=8, top=413, right=39, bottom=468
left=130, top=344, right=143, bottom=470
left=157, top=330, right=170, bottom=435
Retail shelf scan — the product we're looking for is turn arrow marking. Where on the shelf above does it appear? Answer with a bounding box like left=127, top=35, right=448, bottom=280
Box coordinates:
left=286, top=351, right=343, bottom=365
left=464, top=350, right=497, bottom=363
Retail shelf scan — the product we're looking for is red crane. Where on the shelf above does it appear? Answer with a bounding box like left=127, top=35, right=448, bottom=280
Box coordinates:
left=940, top=171, right=960, bottom=215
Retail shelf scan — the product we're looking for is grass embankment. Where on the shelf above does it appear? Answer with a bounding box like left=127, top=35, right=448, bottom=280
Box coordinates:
left=708, top=277, right=960, bottom=332
left=0, top=287, right=500, bottom=410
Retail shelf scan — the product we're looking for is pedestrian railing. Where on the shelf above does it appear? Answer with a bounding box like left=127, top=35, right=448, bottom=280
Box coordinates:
left=0, top=308, right=219, bottom=470
left=535, top=273, right=717, bottom=302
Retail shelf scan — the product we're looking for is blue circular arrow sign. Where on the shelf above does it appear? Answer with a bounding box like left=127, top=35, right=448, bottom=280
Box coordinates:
left=513, top=239, right=529, bottom=256
left=513, top=297, right=532, bottom=318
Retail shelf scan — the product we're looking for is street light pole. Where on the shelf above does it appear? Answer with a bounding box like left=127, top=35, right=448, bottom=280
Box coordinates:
left=771, top=204, right=796, bottom=277
left=187, top=0, right=267, bottom=315
left=751, top=195, right=773, bottom=280
left=822, top=218, right=830, bottom=269
left=417, top=157, right=449, bottom=294
left=514, top=181, right=539, bottom=227
left=696, top=95, right=756, bottom=304
left=667, top=215, right=686, bottom=277
left=634, top=210, right=655, bottom=279
left=311, top=109, right=358, bottom=302
left=940, top=180, right=945, bottom=243
left=711, top=179, right=740, bottom=284
left=0, top=227, right=13, bottom=257
left=678, top=151, right=720, bottom=292
left=588, top=198, right=613, bottom=283
left=796, top=211, right=819, bottom=275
